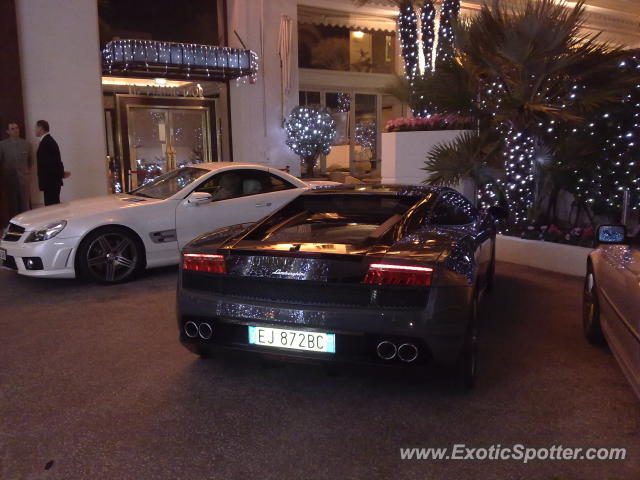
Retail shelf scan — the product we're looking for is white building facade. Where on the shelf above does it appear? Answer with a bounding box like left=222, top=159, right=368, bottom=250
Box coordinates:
left=6, top=0, right=640, bottom=206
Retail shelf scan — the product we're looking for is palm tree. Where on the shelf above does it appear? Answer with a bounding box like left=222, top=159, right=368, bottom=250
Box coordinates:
left=423, top=130, right=503, bottom=189
left=356, top=1, right=464, bottom=121
left=356, top=1, right=444, bottom=87
left=421, top=0, right=637, bottom=227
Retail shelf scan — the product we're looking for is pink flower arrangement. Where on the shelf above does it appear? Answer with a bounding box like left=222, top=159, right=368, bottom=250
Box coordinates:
left=384, top=114, right=475, bottom=133
left=518, top=223, right=596, bottom=247
left=581, top=227, right=594, bottom=238
left=547, top=224, right=562, bottom=235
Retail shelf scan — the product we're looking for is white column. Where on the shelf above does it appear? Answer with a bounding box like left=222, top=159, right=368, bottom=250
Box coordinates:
left=227, top=0, right=301, bottom=176
left=16, top=0, right=107, bottom=204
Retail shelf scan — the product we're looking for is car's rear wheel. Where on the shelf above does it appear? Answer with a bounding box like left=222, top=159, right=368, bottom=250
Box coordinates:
left=452, top=289, right=479, bottom=392
left=77, top=227, right=144, bottom=284
left=583, top=263, right=605, bottom=345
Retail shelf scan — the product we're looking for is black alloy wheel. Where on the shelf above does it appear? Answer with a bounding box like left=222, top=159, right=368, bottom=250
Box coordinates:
left=77, top=227, right=144, bottom=284
left=583, top=263, right=605, bottom=345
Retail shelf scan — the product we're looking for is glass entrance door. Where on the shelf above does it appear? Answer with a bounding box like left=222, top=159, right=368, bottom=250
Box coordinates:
left=127, top=106, right=210, bottom=188
left=353, top=94, right=377, bottom=174
left=172, top=109, right=208, bottom=167
left=299, top=90, right=393, bottom=177
left=324, top=92, right=351, bottom=172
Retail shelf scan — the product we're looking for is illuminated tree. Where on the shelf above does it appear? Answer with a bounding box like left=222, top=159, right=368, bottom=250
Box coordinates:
left=285, top=106, right=336, bottom=178
left=546, top=56, right=640, bottom=220
left=420, top=0, right=437, bottom=71
left=398, top=1, right=420, bottom=81
left=421, top=0, right=637, bottom=229
left=436, top=0, right=460, bottom=66
left=360, top=0, right=459, bottom=116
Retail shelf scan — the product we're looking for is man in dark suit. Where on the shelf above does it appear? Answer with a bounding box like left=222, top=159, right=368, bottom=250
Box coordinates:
left=35, top=120, right=65, bottom=206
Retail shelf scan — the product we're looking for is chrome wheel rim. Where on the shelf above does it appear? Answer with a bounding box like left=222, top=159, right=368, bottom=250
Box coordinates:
left=583, top=273, right=595, bottom=325
left=586, top=273, right=594, bottom=293
left=86, top=233, right=137, bottom=282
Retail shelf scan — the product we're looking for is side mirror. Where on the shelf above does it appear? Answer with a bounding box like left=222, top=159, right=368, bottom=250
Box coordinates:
left=597, top=224, right=627, bottom=244
left=488, top=206, right=508, bottom=220
left=187, top=191, right=213, bottom=206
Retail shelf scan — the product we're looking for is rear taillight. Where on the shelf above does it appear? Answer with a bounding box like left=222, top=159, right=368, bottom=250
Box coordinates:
left=182, top=253, right=226, bottom=274
left=363, top=263, right=433, bottom=287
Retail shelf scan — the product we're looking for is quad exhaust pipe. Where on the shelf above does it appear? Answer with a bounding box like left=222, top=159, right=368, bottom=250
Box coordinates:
left=376, top=341, right=397, bottom=360
left=198, top=322, right=213, bottom=340
left=376, top=341, right=418, bottom=362
left=397, top=343, right=419, bottom=363
left=184, top=321, right=213, bottom=340
left=184, top=321, right=199, bottom=338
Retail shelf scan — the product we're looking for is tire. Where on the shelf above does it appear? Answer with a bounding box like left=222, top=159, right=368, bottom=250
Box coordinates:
left=452, top=289, right=479, bottom=392
left=485, top=241, right=496, bottom=293
left=583, top=263, right=605, bottom=345
left=76, top=226, right=145, bottom=284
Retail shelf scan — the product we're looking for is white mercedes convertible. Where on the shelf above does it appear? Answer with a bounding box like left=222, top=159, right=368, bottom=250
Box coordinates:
left=0, top=163, right=322, bottom=284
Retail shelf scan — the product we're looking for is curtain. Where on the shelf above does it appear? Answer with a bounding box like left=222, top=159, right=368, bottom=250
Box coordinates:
left=278, top=15, right=293, bottom=124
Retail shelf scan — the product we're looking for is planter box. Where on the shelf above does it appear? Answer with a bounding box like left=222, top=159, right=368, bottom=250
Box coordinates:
left=381, top=129, right=475, bottom=199
left=381, top=130, right=593, bottom=277
left=496, top=234, right=592, bottom=277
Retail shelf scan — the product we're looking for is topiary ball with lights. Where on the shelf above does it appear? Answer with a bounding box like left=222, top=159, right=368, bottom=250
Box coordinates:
left=285, top=106, right=336, bottom=177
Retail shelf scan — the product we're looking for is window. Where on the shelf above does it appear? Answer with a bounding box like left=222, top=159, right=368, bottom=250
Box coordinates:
left=326, top=92, right=351, bottom=148
left=299, top=91, right=321, bottom=106
left=196, top=169, right=294, bottom=200
left=246, top=194, right=420, bottom=243
left=298, top=24, right=395, bottom=74
left=269, top=173, right=295, bottom=192
left=196, top=172, right=239, bottom=200
left=402, top=195, right=437, bottom=233
left=129, top=167, right=208, bottom=199
left=430, top=193, right=477, bottom=225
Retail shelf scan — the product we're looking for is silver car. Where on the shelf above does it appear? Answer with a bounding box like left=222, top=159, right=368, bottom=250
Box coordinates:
left=583, top=224, right=640, bottom=399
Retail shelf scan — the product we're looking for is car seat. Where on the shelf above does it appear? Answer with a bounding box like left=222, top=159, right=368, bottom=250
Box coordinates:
left=213, top=174, right=241, bottom=200
left=242, top=178, right=263, bottom=196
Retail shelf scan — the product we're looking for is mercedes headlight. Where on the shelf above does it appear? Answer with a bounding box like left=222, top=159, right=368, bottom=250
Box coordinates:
left=25, top=220, right=67, bottom=242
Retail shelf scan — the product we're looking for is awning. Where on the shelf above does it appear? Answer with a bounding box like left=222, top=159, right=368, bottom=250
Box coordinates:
left=102, top=40, right=258, bottom=82
left=298, top=6, right=396, bottom=33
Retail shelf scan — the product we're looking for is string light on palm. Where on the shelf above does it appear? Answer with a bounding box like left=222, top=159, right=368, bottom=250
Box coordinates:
left=436, top=0, right=461, bottom=65
left=398, top=1, right=420, bottom=82
left=564, top=57, right=640, bottom=214
left=500, top=129, right=537, bottom=228
left=396, top=0, right=461, bottom=117
left=421, top=0, right=436, bottom=72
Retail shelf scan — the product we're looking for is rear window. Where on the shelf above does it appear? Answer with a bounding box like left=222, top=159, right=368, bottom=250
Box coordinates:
left=246, top=194, right=427, bottom=244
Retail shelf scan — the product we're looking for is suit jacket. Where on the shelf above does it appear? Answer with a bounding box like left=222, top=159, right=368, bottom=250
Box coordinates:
left=37, top=134, right=64, bottom=191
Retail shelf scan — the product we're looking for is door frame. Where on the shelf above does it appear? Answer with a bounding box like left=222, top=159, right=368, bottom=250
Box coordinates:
left=115, top=94, right=218, bottom=191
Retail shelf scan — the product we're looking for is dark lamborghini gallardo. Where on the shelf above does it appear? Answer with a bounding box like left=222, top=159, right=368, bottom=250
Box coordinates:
left=177, top=185, right=505, bottom=389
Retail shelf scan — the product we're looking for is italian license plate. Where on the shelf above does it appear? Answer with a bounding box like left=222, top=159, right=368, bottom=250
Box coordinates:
left=0, top=248, right=6, bottom=262
left=248, top=326, right=336, bottom=354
